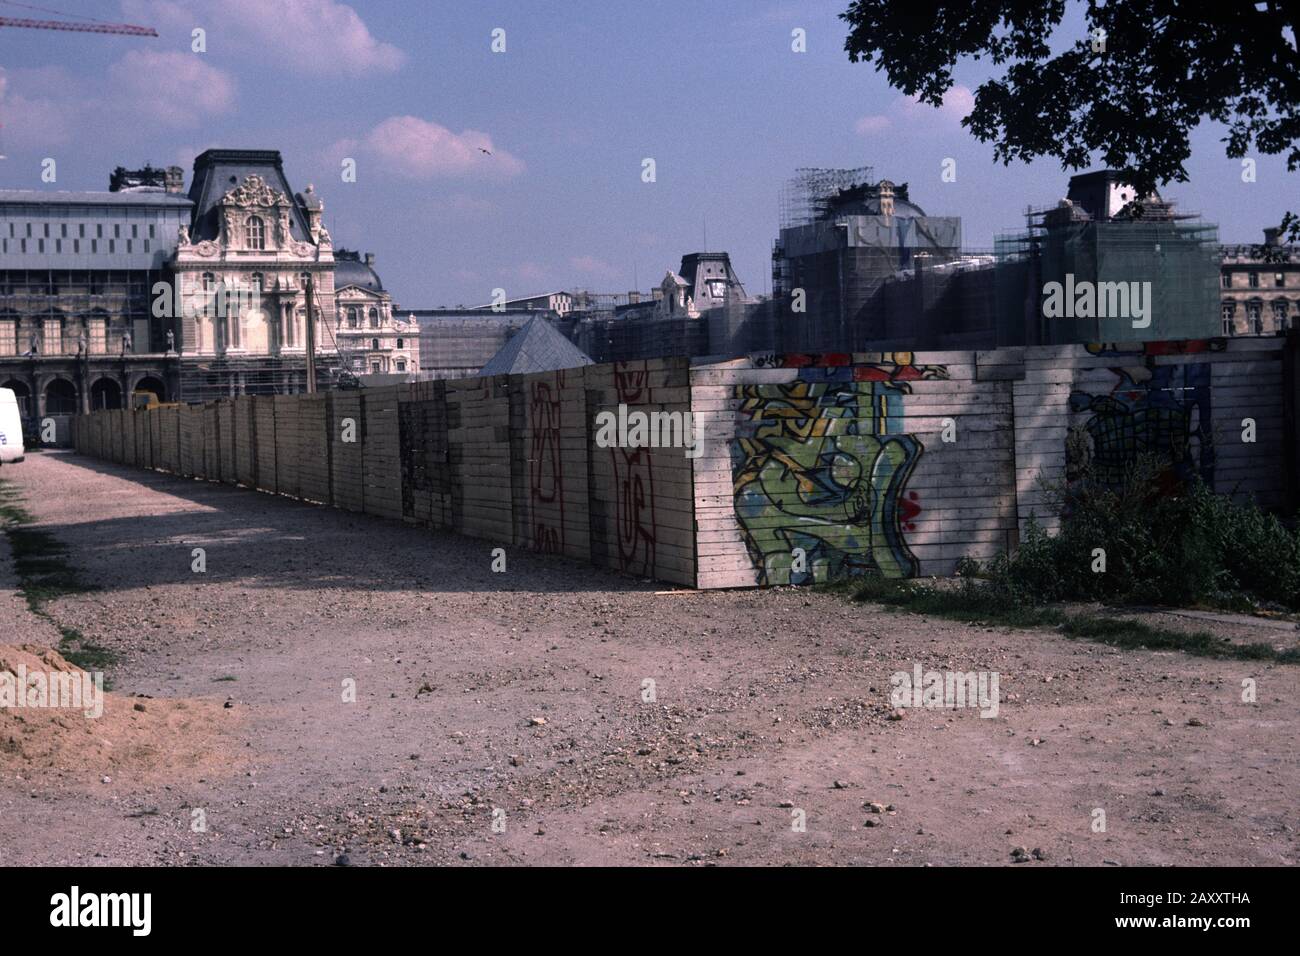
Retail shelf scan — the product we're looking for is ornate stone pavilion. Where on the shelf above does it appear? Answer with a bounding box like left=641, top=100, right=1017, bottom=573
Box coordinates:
left=171, top=149, right=342, bottom=401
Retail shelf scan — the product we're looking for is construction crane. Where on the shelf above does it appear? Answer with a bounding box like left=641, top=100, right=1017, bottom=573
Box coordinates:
left=0, top=1, right=157, bottom=37
left=0, top=2, right=157, bottom=158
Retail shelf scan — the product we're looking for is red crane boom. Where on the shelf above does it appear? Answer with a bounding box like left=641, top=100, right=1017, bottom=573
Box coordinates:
left=0, top=16, right=157, bottom=36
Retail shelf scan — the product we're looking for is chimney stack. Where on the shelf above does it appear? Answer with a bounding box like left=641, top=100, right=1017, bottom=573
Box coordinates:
left=165, top=166, right=184, bottom=194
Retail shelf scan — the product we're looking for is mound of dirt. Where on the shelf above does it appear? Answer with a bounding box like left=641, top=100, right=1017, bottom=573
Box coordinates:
left=0, top=642, right=243, bottom=784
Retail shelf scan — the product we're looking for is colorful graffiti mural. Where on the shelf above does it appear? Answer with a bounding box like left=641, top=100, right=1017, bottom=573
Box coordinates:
left=1067, top=362, right=1213, bottom=490
left=730, top=354, right=945, bottom=585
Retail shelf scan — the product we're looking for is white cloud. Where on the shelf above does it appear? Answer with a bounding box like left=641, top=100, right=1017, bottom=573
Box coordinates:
left=900, top=84, right=975, bottom=122
left=855, top=115, right=892, bottom=135
left=123, top=0, right=405, bottom=78
left=0, top=67, right=80, bottom=148
left=570, top=255, right=620, bottom=280
left=328, top=116, right=524, bottom=180
left=514, top=261, right=547, bottom=284
left=0, top=53, right=233, bottom=154
left=855, top=85, right=974, bottom=139
left=107, top=51, right=236, bottom=127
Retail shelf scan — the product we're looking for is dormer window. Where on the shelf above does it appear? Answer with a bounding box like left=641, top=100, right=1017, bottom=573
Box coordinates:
left=247, top=215, right=265, bottom=250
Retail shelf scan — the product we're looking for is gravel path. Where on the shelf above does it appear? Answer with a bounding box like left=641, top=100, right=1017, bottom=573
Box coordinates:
left=2, top=450, right=1296, bottom=866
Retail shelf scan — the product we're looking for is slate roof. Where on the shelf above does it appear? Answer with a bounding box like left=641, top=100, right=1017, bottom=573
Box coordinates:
left=334, top=251, right=383, bottom=292
left=0, top=189, right=192, bottom=208
left=478, top=315, right=593, bottom=375
left=187, top=149, right=313, bottom=243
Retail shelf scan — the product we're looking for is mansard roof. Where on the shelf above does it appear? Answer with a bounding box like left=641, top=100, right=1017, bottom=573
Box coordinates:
left=187, top=149, right=313, bottom=243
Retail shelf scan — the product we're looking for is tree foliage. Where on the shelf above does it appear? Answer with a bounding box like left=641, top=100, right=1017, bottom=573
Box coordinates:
left=841, top=1, right=1300, bottom=242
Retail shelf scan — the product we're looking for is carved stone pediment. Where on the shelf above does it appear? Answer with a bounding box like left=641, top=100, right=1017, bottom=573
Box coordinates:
left=222, top=174, right=289, bottom=210
left=193, top=240, right=219, bottom=257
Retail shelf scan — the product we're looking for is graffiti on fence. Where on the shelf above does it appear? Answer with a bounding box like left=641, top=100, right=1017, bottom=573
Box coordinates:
left=1067, top=362, right=1213, bottom=491
left=529, top=372, right=565, bottom=554
left=610, top=362, right=657, bottom=577
left=731, top=356, right=942, bottom=585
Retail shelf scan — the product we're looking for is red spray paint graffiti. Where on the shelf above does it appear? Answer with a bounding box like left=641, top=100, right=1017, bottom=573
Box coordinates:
left=530, top=371, right=565, bottom=554
left=610, top=362, right=657, bottom=576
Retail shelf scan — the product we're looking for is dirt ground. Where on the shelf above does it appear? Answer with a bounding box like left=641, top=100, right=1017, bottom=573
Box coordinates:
left=1, top=450, right=1296, bottom=866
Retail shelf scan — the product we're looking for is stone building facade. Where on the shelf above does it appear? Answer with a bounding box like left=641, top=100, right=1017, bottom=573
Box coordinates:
left=332, top=250, right=419, bottom=375
left=1220, top=228, right=1299, bottom=336
left=172, top=149, right=339, bottom=401
left=0, top=166, right=190, bottom=440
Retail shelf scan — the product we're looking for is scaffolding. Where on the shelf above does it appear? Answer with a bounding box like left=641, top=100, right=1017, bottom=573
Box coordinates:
left=996, top=201, right=1221, bottom=345
left=778, top=166, right=876, bottom=230
left=0, top=267, right=167, bottom=356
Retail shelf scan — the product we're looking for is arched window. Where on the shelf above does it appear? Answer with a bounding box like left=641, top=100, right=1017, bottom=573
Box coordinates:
left=368, top=308, right=379, bottom=328
left=44, top=378, right=77, bottom=415
left=396, top=338, right=404, bottom=349
left=247, top=216, right=265, bottom=250
left=347, top=307, right=358, bottom=329
left=202, top=273, right=216, bottom=316
left=371, top=338, right=380, bottom=351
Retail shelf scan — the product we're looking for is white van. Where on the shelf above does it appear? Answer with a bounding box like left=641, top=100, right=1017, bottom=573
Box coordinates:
left=0, top=387, right=26, bottom=464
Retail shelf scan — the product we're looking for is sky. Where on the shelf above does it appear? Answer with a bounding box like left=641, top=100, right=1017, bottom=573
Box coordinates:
left=0, top=0, right=1293, bottom=308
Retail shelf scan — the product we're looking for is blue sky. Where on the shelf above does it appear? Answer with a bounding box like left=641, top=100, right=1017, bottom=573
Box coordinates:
left=0, top=0, right=1292, bottom=307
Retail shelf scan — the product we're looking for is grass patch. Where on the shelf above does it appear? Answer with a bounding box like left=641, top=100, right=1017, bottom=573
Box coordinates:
left=0, top=478, right=116, bottom=677
left=824, top=575, right=1299, bottom=664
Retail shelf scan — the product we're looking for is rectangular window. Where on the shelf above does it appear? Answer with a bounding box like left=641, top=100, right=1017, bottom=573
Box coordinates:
left=91, top=239, right=97, bottom=253
left=97, top=225, right=103, bottom=238
left=144, top=240, right=150, bottom=253
left=1249, top=272, right=1260, bottom=288
left=1221, top=272, right=1232, bottom=288
left=131, top=225, right=138, bottom=238
left=1275, top=273, right=1286, bottom=288
left=79, top=224, right=85, bottom=238
left=89, top=317, right=107, bottom=354
left=114, top=225, right=120, bottom=239
left=149, top=224, right=155, bottom=239
left=74, top=239, right=79, bottom=253
left=109, top=240, right=115, bottom=253
left=0, top=319, right=15, bottom=356
left=44, top=319, right=63, bottom=354
left=60, top=224, right=67, bottom=238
